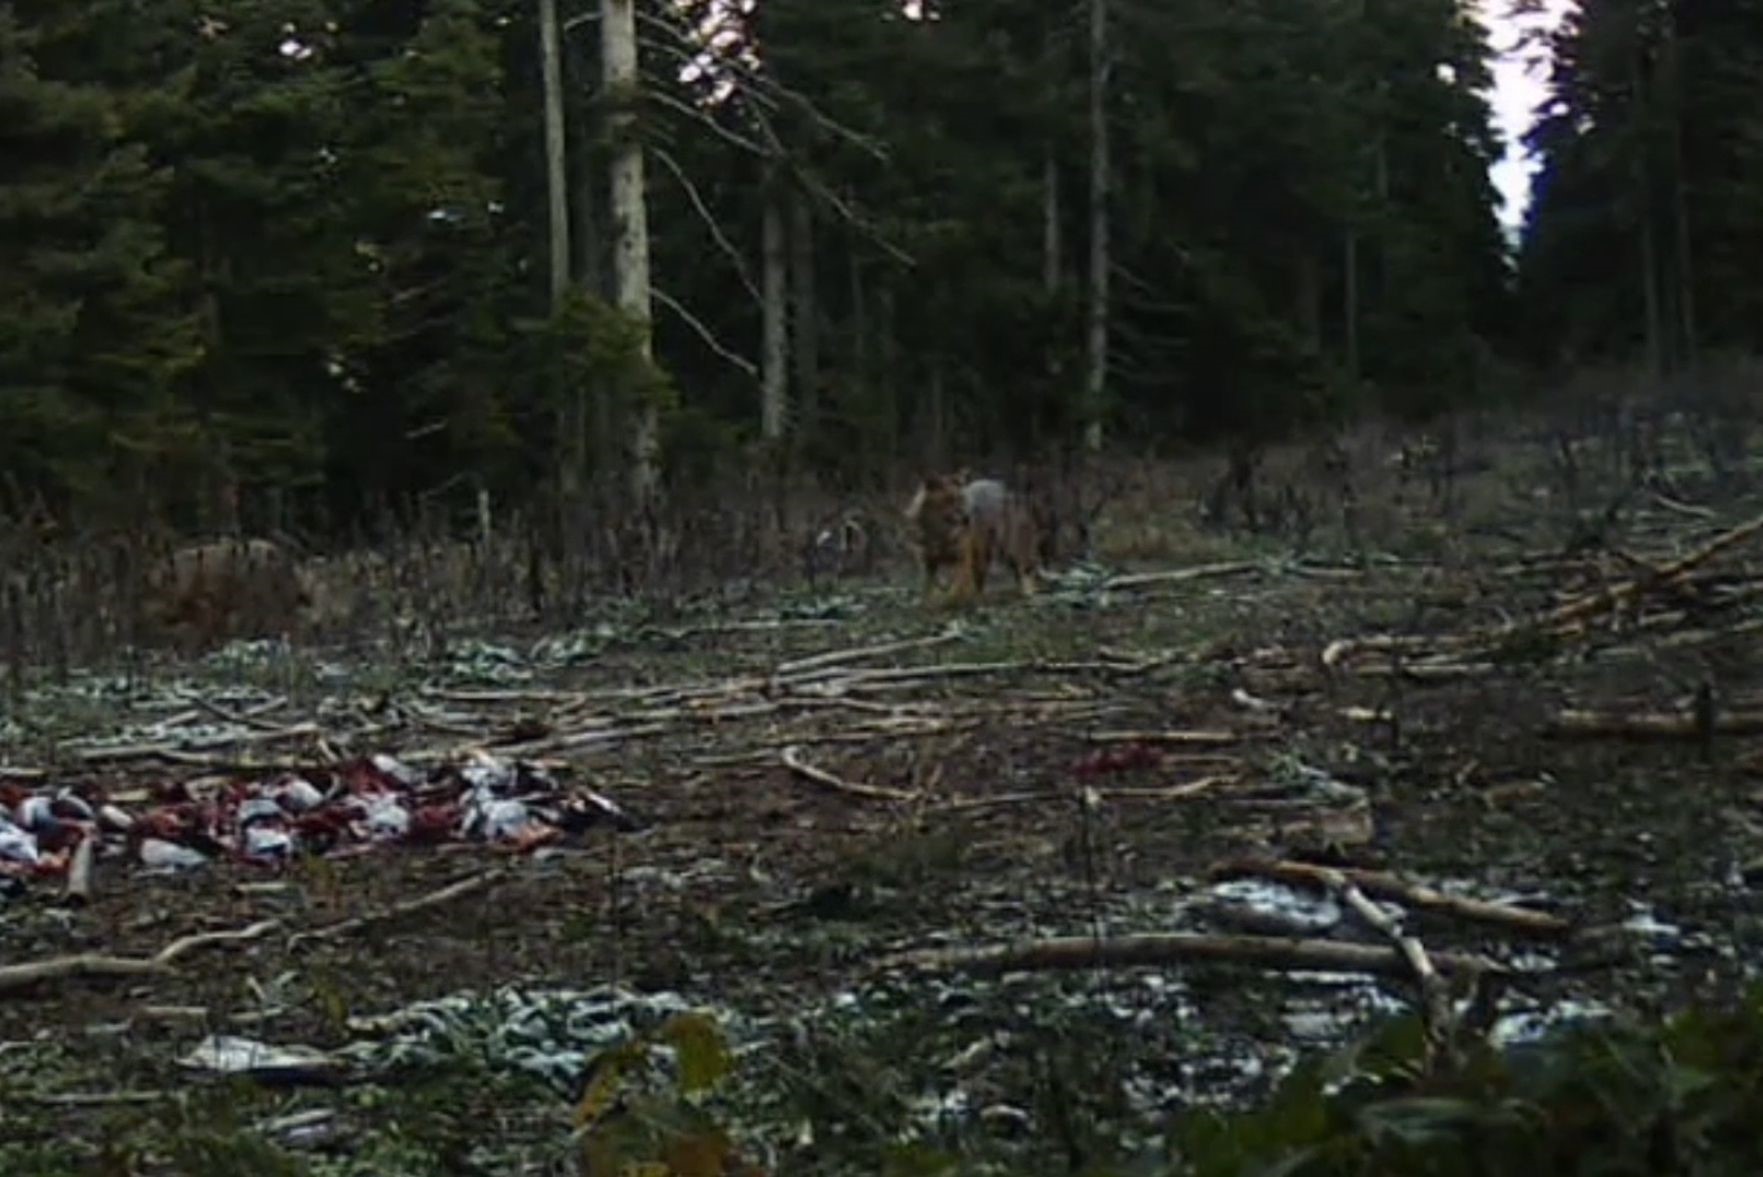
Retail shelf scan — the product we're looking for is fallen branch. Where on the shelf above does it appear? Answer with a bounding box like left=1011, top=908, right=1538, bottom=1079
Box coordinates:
left=15, top=1090, right=174, bottom=1107
left=289, top=868, right=507, bottom=949
left=0, top=918, right=284, bottom=998
left=491, top=721, right=671, bottom=759
left=1209, top=858, right=1573, bottom=940
left=1102, top=561, right=1262, bottom=591
left=1544, top=509, right=1763, bottom=631
left=64, top=833, right=94, bottom=904
left=157, top=918, right=287, bottom=965
left=0, top=954, right=172, bottom=994
left=1649, top=490, right=1715, bottom=520
left=1100, top=776, right=1236, bottom=801
left=871, top=931, right=1503, bottom=980
left=774, top=627, right=962, bottom=678
left=1086, top=728, right=1241, bottom=747
left=1324, top=512, right=1763, bottom=674
left=1321, top=866, right=1456, bottom=1058
left=71, top=723, right=324, bottom=764
left=1544, top=707, right=1763, bottom=740
left=781, top=745, right=917, bottom=803
left=1322, top=632, right=1473, bottom=670
left=934, top=776, right=1234, bottom=813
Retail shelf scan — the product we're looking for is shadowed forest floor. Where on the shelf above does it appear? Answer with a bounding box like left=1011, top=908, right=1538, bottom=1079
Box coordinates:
left=4, top=431, right=1763, bottom=1173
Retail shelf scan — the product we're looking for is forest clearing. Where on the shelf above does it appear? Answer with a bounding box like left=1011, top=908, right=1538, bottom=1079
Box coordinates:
left=9, top=0, right=1763, bottom=1168
left=4, top=408, right=1763, bottom=1173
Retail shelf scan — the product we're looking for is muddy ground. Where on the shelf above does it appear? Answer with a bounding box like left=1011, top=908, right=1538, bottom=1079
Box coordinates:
left=4, top=427, right=1763, bottom=1174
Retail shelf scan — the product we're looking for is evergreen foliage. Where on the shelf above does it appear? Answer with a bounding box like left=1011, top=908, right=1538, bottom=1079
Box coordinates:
left=1, top=0, right=1746, bottom=531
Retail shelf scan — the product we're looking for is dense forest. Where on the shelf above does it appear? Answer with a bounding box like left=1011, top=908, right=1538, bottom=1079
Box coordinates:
left=1, top=0, right=1757, bottom=541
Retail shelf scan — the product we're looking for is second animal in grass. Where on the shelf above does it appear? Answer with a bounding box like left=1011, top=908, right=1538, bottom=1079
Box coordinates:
left=904, top=472, right=1039, bottom=603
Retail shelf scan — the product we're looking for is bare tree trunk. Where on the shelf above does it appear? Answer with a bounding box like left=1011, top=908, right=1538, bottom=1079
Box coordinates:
left=1043, top=147, right=1061, bottom=295
left=850, top=249, right=868, bottom=397
left=848, top=249, right=870, bottom=477
left=879, top=284, right=899, bottom=467
left=1344, top=229, right=1360, bottom=384
left=538, top=0, right=570, bottom=309
left=543, top=0, right=589, bottom=607
left=567, top=38, right=604, bottom=301
left=790, top=190, right=819, bottom=437
left=565, top=27, right=611, bottom=506
left=1670, top=158, right=1695, bottom=371
left=1083, top=0, right=1110, bottom=453
left=602, top=0, right=657, bottom=504
left=927, top=362, right=947, bottom=469
left=1663, top=17, right=1696, bottom=372
left=761, top=161, right=789, bottom=441
left=567, top=48, right=613, bottom=508
left=1638, top=167, right=1663, bottom=378
left=1295, top=252, right=1320, bottom=354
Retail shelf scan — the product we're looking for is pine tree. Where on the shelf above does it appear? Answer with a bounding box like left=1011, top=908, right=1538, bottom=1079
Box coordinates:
left=0, top=6, right=199, bottom=517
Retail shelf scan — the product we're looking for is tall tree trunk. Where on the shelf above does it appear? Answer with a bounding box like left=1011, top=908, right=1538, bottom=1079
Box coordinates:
left=602, top=0, right=656, bottom=504
left=565, top=36, right=612, bottom=494
left=1295, top=252, right=1320, bottom=355
left=1343, top=229, right=1360, bottom=383
left=879, top=284, right=899, bottom=468
left=1628, top=29, right=1663, bottom=378
left=790, top=190, right=819, bottom=439
left=761, top=161, right=788, bottom=441
left=1639, top=189, right=1663, bottom=377
left=1043, top=147, right=1061, bottom=295
left=1670, top=140, right=1696, bottom=371
left=1043, top=146, right=1063, bottom=452
left=1083, top=0, right=1110, bottom=453
left=927, top=362, right=947, bottom=469
left=538, top=0, right=570, bottom=310
left=849, top=249, right=869, bottom=478
left=566, top=37, right=604, bottom=301
left=1663, top=14, right=1696, bottom=371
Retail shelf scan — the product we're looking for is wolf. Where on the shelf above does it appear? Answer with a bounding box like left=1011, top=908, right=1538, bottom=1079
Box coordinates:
left=139, top=537, right=314, bottom=650
left=904, top=472, right=1039, bottom=604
